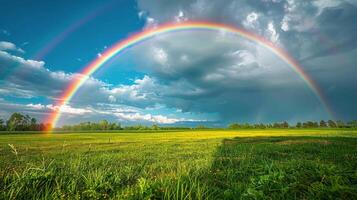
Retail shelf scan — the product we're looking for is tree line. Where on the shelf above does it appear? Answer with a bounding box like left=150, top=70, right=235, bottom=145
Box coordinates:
left=1, top=112, right=357, bottom=131
left=0, top=113, right=191, bottom=132
left=0, top=113, right=51, bottom=131
left=58, top=122, right=191, bottom=131
left=51, top=120, right=357, bottom=131
left=228, top=120, right=357, bottom=129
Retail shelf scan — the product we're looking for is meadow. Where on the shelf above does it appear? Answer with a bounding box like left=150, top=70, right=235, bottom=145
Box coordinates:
left=0, top=129, right=356, bottom=199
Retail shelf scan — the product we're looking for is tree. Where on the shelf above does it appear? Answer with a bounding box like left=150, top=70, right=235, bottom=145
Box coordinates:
left=0, top=119, right=5, bottom=131
left=313, top=122, right=319, bottom=128
left=109, top=122, right=121, bottom=130
left=336, top=120, right=345, bottom=128
left=99, top=120, right=109, bottom=130
left=0, top=113, right=50, bottom=132
left=151, top=123, right=159, bottom=130
left=241, top=123, right=251, bottom=129
left=296, top=122, right=302, bottom=128
left=196, top=125, right=207, bottom=129
left=228, top=123, right=241, bottom=129
left=6, top=113, right=31, bottom=131
left=302, top=121, right=318, bottom=128
left=319, top=120, right=327, bottom=128
left=273, top=122, right=280, bottom=128
left=259, top=123, right=266, bottom=129
left=328, top=120, right=337, bottom=128
left=347, top=120, right=357, bottom=128
left=282, top=121, right=289, bottom=128
left=30, top=117, right=38, bottom=130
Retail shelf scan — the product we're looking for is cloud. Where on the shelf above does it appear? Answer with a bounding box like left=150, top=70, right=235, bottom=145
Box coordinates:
left=0, top=47, right=204, bottom=124
left=114, top=112, right=202, bottom=124
left=1, top=0, right=357, bottom=124
left=104, top=75, right=159, bottom=108
left=0, top=30, right=10, bottom=36
left=128, top=0, right=357, bottom=121
left=0, top=41, right=334, bottom=124
left=0, top=48, right=205, bottom=125
left=0, top=99, right=50, bottom=120
left=243, top=12, right=260, bottom=29
left=26, top=103, right=46, bottom=110
left=24, top=102, right=203, bottom=125
left=0, top=49, right=107, bottom=100
left=26, top=103, right=92, bottom=115
left=137, top=0, right=357, bottom=61
left=48, top=104, right=93, bottom=115
left=300, top=3, right=357, bottom=61
left=0, top=41, right=24, bottom=53
left=266, top=21, right=279, bottom=43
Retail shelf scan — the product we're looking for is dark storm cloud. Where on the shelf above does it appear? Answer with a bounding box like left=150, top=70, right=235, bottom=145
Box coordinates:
left=300, top=3, right=357, bottom=61
left=138, top=0, right=357, bottom=60
left=117, top=30, right=327, bottom=123
left=132, top=0, right=357, bottom=121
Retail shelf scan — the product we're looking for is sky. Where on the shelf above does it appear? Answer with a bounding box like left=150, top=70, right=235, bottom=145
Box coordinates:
left=0, top=0, right=356, bottom=127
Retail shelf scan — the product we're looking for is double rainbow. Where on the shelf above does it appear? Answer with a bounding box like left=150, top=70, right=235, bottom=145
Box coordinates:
left=45, top=21, right=333, bottom=131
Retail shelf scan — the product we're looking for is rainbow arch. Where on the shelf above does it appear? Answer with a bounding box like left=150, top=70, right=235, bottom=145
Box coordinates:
left=33, top=1, right=116, bottom=60
left=45, top=21, right=333, bottom=131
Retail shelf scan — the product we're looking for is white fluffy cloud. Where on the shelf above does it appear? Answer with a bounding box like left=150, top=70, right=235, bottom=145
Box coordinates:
left=24, top=102, right=201, bottom=125
left=0, top=41, right=24, bottom=53
left=0, top=46, right=205, bottom=125
left=0, top=46, right=109, bottom=100
left=114, top=112, right=194, bottom=124
left=26, top=103, right=92, bottom=115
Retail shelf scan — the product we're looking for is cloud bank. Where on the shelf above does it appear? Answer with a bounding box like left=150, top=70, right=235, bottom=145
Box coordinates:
left=1, top=0, right=356, bottom=125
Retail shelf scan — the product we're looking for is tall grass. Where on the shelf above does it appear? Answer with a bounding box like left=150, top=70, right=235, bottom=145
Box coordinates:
left=0, top=130, right=356, bottom=199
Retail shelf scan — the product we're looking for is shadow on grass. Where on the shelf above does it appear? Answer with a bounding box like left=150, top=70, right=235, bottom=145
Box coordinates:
left=201, top=136, right=357, bottom=199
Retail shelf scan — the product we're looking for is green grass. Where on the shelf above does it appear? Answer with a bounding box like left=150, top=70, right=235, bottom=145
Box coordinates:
left=0, top=129, right=356, bottom=199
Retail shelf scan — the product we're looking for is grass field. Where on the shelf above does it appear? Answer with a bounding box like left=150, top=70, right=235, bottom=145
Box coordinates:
left=0, top=129, right=357, bottom=199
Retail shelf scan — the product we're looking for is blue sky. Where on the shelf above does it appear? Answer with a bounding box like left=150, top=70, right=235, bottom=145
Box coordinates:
left=0, top=0, right=143, bottom=73
left=0, top=0, right=356, bottom=126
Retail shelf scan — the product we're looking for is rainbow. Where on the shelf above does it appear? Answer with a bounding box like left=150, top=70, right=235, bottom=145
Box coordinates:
left=33, top=1, right=115, bottom=60
left=45, top=21, right=333, bottom=131
left=33, top=13, right=96, bottom=60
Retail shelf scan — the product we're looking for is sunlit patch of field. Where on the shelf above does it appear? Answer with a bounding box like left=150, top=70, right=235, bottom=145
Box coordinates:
left=0, top=129, right=356, bottom=199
